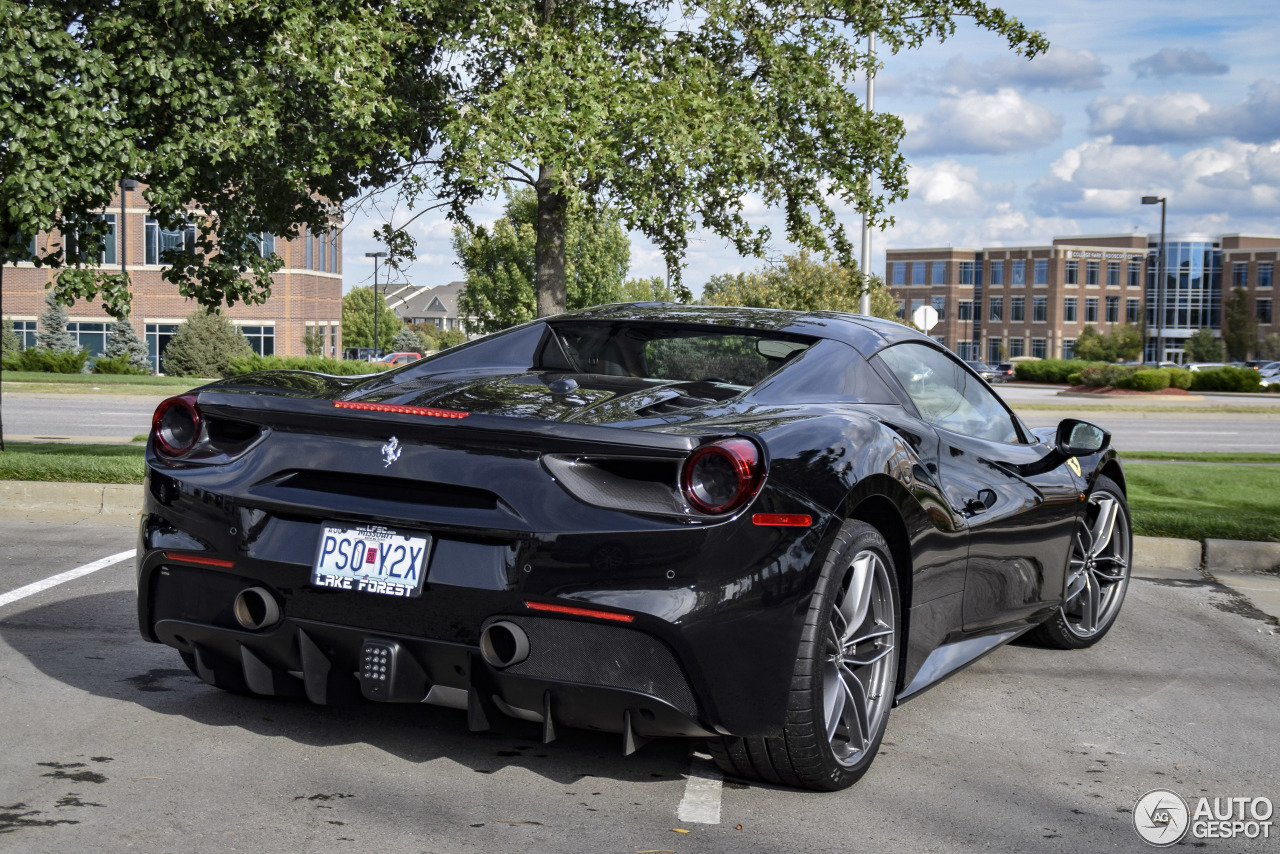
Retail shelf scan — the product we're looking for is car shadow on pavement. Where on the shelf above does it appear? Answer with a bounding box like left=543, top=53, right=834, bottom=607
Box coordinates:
left=1, top=590, right=695, bottom=787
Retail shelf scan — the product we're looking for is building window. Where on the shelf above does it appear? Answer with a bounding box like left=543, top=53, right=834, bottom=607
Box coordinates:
left=1063, top=297, right=1078, bottom=322
left=1033, top=296, right=1047, bottom=322
left=892, top=262, right=905, bottom=286
left=1128, top=262, right=1141, bottom=287
left=1034, top=259, right=1048, bottom=285
left=912, top=263, right=925, bottom=286
left=144, top=217, right=195, bottom=265
left=1107, top=261, right=1120, bottom=287
left=989, top=296, right=1003, bottom=321
left=329, top=324, right=339, bottom=357
left=1011, top=259, right=1025, bottom=286
left=65, top=322, right=110, bottom=357
left=931, top=261, right=945, bottom=285
left=1106, top=296, right=1120, bottom=323
left=1031, top=338, right=1046, bottom=359
left=304, top=226, right=313, bottom=269
left=932, top=296, right=946, bottom=320
left=1062, top=338, right=1076, bottom=359
left=257, top=233, right=276, bottom=258
left=1011, top=296, right=1025, bottom=322
left=1009, top=338, right=1025, bottom=358
left=12, top=319, right=37, bottom=348
left=987, top=339, right=1002, bottom=364
left=1233, top=262, right=1249, bottom=289
left=1127, top=298, right=1140, bottom=323
left=1085, top=297, right=1098, bottom=323
left=959, top=261, right=974, bottom=285
left=1259, top=299, right=1273, bottom=324
left=1065, top=260, right=1078, bottom=285
left=990, top=261, right=1004, bottom=285
left=1261, top=262, right=1274, bottom=288
left=146, top=323, right=181, bottom=373
left=1086, top=260, right=1099, bottom=286
left=239, top=325, right=276, bottom=356
left=957, top=340, right=974, bottom=360
left=958, top=300, right=973, bottom=321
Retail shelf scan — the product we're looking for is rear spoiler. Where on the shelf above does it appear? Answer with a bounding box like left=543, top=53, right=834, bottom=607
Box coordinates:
left=194, top=391, right=701, bottom=457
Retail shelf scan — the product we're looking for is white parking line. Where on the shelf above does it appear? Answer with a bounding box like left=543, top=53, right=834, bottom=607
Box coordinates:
left=0, top=550, right=136, bottom=609
left=677, top=751, right=724, bottom=824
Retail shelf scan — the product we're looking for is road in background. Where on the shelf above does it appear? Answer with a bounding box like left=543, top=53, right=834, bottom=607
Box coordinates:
left=1, top=518, right=1277, bottom=851
left=3, top=384, right=1278, bottom=451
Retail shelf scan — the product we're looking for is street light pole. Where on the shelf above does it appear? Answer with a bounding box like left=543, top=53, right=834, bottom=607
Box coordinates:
left=365, top=251, right=386, bottom=358
left=1141, top=196, right=1166, bottom=363
left=859, top=32, right=876, bottom=317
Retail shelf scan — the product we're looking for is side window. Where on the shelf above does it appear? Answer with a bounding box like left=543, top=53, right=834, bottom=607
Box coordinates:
left=878, top=343, right=1021, bottom=444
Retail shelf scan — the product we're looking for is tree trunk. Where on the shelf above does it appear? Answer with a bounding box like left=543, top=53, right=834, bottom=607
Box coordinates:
left=534, top=163, right=567, bottom=317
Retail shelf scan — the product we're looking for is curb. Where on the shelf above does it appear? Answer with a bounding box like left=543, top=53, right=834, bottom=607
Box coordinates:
left=0, top=480, right=142, bottom=525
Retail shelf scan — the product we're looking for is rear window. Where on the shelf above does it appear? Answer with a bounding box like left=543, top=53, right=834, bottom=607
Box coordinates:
left=539, top=323, right=812, bottom=388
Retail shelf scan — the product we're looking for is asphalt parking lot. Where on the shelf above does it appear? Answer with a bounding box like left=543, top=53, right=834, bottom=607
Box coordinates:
left=1, top=518, right=1277, bottom=852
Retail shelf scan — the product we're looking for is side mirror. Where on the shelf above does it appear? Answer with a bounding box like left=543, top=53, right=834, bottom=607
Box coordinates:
left=1056, top=419, right=1109, bottom=457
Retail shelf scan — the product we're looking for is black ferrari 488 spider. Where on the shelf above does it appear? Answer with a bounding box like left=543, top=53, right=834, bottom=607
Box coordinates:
left=137, top=304, right=1131, bottom=790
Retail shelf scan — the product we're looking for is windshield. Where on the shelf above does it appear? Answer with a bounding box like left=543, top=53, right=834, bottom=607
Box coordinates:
left=538, top=323, right=813, bottom=388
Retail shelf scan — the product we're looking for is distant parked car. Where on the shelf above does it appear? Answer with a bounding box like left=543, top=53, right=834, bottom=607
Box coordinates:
left=996, top=362, right=1017, bottom=382
left=965, top=360, right=1005, bottom=383
left=1187, top=362, right=1228, bottom=372
left=379, top=352, right=424, bottom=367
left=343, top=347, right=384, bottom=361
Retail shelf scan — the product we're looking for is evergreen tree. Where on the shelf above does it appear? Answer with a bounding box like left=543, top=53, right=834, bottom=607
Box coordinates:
left=105, top=316, right=152, bottom=372
left=1221, top=286, right=1257, bottom=361
left=1183, top=328, right=1224, bottom=363
left=1, top=317, right=19, bottom=355
left=36, top=292, right=78, bottom=352
left=162, top=309, right=252, bottom=378
left=390, top=326, right=424, bottom=355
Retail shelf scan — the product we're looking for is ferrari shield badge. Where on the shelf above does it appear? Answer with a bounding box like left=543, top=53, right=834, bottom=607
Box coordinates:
left=381, top=436, right=402, bottom=468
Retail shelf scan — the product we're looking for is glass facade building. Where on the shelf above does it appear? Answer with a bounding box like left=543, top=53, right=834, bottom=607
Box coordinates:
left=1145, top=236, right=1222, bottom=362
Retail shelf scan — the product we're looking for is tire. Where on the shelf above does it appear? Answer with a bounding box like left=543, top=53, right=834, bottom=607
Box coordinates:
left=707, top=520, right=900, bottom=791
left=1029, top=475, right=1132, bottom=650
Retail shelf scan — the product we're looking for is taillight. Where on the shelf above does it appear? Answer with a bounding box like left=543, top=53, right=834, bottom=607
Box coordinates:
left=680, top=438, right=763, bottom=515
left=152, top=395, right=202, bottom=456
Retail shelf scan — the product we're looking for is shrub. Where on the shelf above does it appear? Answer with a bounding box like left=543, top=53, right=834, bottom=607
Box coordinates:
left=1190, top=366, right=1262, bottom=393
left=1, top=346, right=90, bottom=373
left=1014, top=359, right=1095, bottom=383
left=92, top=353, right=150, bottom=375
left=1066, top=371, right=1083, bottom=386
left=162, top=309, right=252, bottom=377
left=1130, top=369, right=1171, bottom=392
left=1078, top=364, right=1141, bottom=388
left=390, top=327, right=425, bottom=355
left=224, top=354, right=395, bottom=377
left=1167, top=368, right=1193, bottom=390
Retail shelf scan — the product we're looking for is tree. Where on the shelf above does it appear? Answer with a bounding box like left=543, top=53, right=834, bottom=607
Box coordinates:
left=162, top=309, right=252, bottom=378
left=1, top=318, right=19, bottom=355
left=1221, top=287, right=1257, bottom=361
left=390, top=327, right=425, bottom=355
left=1184, top=328, right=1224, bottom=363
left=2, top=2, right=454, bottom=315
left=619, top=277, right=677, bottom=303
left=702, top=251, right=898, bottom=319
left=104, top=316, right=152, bottom=372
left=301, top=327, right=325, bottom=357
left=1258, top=334, right=1280, bottom=361
left=1073, top=324, right=1142, bottom=362
left=36, top=291, right=78, bottom=352
left=454, top=189, right=630, bottom=335
left=342, top=287, right=397, bottom=352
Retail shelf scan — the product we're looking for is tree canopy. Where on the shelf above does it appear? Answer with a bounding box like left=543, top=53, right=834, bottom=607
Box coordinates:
left=703, top=251, right=898, bottom=318
left=342, top=286, right=397, bottom=352
left=3, top=0, right=1046, bottom=319
left=1221, top=287, right=1257, bottom=361
left=1073, top=324, right=1143, bottom=363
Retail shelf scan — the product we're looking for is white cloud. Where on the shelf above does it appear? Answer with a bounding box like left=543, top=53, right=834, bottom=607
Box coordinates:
left=1131, top=48, right=1229, bottom=78
left=1088, top=79, right=1280, bottom=144
left=906, top=89, right=1064, bottom=155
left=907, top=160, right=984, bottom=211
left=883, top=48, right=1108, bottom=96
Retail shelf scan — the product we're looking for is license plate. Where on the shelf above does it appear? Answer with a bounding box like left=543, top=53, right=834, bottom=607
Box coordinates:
left=312, top=523, right=430, bottom=598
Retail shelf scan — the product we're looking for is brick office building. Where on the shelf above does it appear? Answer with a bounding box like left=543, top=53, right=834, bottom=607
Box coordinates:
left=887, top=233, right=1279, bottom=363
left=3, top=181, right=343, bottom=372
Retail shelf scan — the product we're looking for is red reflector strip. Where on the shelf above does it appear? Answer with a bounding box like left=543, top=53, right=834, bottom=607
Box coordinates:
left=524, top=600, right=636, bottom=623
left=333, top=400, right=469, bottom=419
left=752, top=513, right=812, bottom=527
left=162, top=551, right=235, bottom=568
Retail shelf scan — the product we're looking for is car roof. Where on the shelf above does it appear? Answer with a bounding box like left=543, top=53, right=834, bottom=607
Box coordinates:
left=552, top=303, right=928, bottom=357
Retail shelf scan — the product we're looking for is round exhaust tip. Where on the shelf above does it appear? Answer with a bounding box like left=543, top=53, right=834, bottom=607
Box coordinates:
left=233, top=587, right=281, bottom=631
left=480, top=621, right=530, bottom=669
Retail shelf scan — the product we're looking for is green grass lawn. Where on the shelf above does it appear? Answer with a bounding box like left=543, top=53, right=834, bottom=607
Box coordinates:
left=1120, top=451, right=1280, bottom=463
left=2, top=372, right=207, bottom=395
left=0, top=442, right=146, bottom=484
left=1126, top=463, right=1280, bottom=543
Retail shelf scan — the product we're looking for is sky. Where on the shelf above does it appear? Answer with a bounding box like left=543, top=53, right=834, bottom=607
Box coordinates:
left=339, top=1, right=1280, bottom=298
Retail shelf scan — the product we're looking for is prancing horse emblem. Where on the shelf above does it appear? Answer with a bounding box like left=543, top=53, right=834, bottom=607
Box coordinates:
left=381, top=436, right=402, bottom=468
